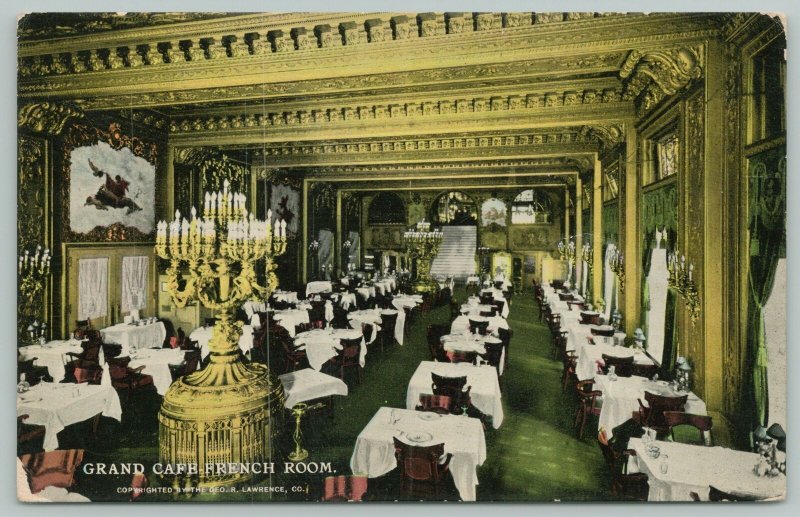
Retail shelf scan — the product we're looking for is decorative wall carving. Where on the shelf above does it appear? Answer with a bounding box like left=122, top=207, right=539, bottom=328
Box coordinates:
left=509, top=225, right=558, bottom=250
left=18, top=102, right=84, bottom=135
left=620, top=46, right=704, bottom=116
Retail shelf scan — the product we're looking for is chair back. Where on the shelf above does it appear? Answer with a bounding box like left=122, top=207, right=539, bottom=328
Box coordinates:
left=416, top=394, right=453, bottom=414
left=642, top=392, right=688, bottom=430
left=481, top=341, right=504, bottom=371
left=107, top=357, right=132, bottom=381
left=558, top=292, right=575, bottom=301
left=491, top=300, right=505, bottom=315
left=663, top=411, right=713, bottom=446
left=447, top=350, right=477, bottom=364
left=601, top=354, right=635, bottom=377
left=479, top=310, right=495, bottom=318
left=183, top=350, right=201, bottom=373
left=393, top=438, right=450, bottom=482
left=468, top=319, right=489, bottom=335
left=596, top=430, right=618, bottom=472
left=322, top=475, right=368, bottom=502
left=431, top=372, right=467, bottom=392
left=19, top=449, right=84, bottom=494
left=295, top=322, right=312, bottom=335
left=380, top=313, right=398, bottom=333
left=74, top=365, right=102, bottom=384
left=339, top=337, right=362, bottom=359
left=479, top=294, right=493, bottom=305
left=101, top=342, right=122, bottom=359
left=590, top=326, right=615, bottom=337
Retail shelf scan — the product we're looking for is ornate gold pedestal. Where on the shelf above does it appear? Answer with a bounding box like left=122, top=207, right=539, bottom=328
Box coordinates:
left=404, top=223, right=443, bottom=296
left=158, top=314, right=285, bottom=488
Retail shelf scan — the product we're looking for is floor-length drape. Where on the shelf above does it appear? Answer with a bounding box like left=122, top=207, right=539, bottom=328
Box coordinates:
left=78, top=257, right=108, bottom=321
left=121, top=256, right=149, bottom=314
left=347, top=231, right=360, bottom=269
left=318, top=229, right=334, bottom=280
left=603, top=244, right=616, bottom=321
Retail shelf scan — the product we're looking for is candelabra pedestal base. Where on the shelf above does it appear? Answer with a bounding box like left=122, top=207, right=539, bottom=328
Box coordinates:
left=158, top=323, right=285, bottom=488
left=412, top=277, right=440, bottom=295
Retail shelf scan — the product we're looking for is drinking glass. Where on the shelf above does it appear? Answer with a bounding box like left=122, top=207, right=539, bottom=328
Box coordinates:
left=660, top=454, right=669, bottom=474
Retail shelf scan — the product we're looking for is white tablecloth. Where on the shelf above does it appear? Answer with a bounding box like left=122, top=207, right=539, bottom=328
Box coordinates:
left=189, top=325, right=254, bottom=359
left=594, top=375, right=707, bottom=438
left=350, top=407, right=487, bottom=501
left=392, top=295, right=423, bottom=310
left=460, top=303, right=495, bottom=318
left=406, top=361, right=504, bottom=428
left=17, top=382, right=122, bottom=451
left=348, top=309, right=383, bottom=344
left=567, top=325, right=626, bottom=355
left=466, top=275, right=481, bottom=286
left=272, top=291, right=299, bottom=304
left=243, top=300, right=267, bottom=318
left=576, top=343, right=653, bottom=381
left=100, top=322, right=166, bottom=352
left=441, top=334, right=505, bottom=375
left=128, top=348, right=186, bottom=395
left=19, top=340, right=83, bottom=382
left=630, top=438, right=785, bottom=501
left=451, top=315, right=508, bottom=336
left=273, top=309, right=311, bottom=337
left=306, top=281, right=333, bottom=297
left=335, top=292, right=358, bottom=310
left=294, top=328, right=366, bottom=371
left=373, top=279, right=395, bottom=295
left=278, top=368, right=348, bottom=409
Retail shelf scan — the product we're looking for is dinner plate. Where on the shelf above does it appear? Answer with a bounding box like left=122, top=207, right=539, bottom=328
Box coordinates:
left=406, top=431, right=433, bottom=443
left=417, top=412, right=440, bottom=421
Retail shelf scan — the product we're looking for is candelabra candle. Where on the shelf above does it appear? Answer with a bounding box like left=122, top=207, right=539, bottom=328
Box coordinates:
left=155, top=185, right=287, bottom=488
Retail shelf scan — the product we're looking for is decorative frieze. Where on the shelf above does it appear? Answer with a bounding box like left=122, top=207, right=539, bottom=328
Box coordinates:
left=18, top=12, right=616, bottom=79
left=18, top=102, right=84, bottom=135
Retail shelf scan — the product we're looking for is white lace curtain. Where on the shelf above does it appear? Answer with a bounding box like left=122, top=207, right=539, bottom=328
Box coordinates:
left=347, top=231, right=361, bottom=269
left=121, top=256, right=149, bottom=313
left=78, top=257, right=108, bottom=321
left=318, top=229, right=334, bottom=280
left=646, top=247, right=669, bottom=364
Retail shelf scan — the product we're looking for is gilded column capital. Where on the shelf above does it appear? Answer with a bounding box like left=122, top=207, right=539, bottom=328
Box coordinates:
left=18, top=102, right=84, bottom=136
left=619, top=46, right=704, bottom=111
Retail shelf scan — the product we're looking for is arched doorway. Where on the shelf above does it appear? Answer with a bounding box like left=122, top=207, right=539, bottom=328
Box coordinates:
left=430, top=191, right=477, bottom=226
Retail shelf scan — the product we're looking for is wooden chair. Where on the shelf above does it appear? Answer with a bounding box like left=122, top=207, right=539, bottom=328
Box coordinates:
left=491, top=300, right=505, bottom=316
left=663, top=411, right=713, bottom=446
left=379, top=312, right=398, bottom=353
left=431, top=373, right=471, bottom=408
left=708, top=485, right=762, bottom=502
left=567, top=301, right=585, bottom=311
left=18, top=449, right=85, bottom=495
left=101, top=342, right=123, bottom=359
left=17, top=415, right=46, bottom=452
left=169, top=350, right=202, bottom=382
left=575, top=380, right=602, bottom=439
left=600, top=354, right=635, bottom=377
left=552, top=330, right=567, bottom=360
left=107, top=357, right=155, bottom=405
left=329, top=337, right=362, bottom=385
left=279, top=334, right=308, bottom=373
left=468, top=319, right=489, bottom=335
left=416, top=394, right=453, bottom=414
left=634, top=392, right=688, bottom=437
left=562, top=350, right=578, bottom=392
left=295, top=322, right=312, bottom=335
left=73, top=362, right=103, bottom=384
left=596, top=430, right=649, bottom=501
left=480, top=341, right=504, bottom=376
left=449, top=300, right=461, bottom=321
left=590, top=326, right=615, bottom=337
left=322, top=475, right=368, bottom=502
left=393, top=437, right=452, bottom=499
left=497, top=327, right=512, bottom=369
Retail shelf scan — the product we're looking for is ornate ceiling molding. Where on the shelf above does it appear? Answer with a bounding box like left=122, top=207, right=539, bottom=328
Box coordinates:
left=18, top=102, right=84, bottom=135
left=619, top=46, right=704, bottom=116
left=580, top=124, right=625, bottom=151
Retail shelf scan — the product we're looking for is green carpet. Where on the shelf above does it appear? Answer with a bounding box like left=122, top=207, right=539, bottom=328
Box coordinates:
left=50, top=287, right=611, bottom=502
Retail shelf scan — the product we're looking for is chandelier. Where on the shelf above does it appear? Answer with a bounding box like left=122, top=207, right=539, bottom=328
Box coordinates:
left=155, top=179, right=287, bottom=488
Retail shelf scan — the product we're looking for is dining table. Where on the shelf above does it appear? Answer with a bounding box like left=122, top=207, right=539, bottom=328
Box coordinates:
left=294, top=328, right=366, bottom=371
left=405, top=361, right=504, bottom=429
left=567, top=324, right=626, bottom=356
left=189, top=324, right=254, bottom=359
left=272, top=290, right=299, bottom=305
left=127, top=347, right=188, bottom=395
left=306, top=281, right=333, bottom=297
left=278, top=368, right=349, bottom=409
left=629, top=438, right=785, bottom=501
left=575, top=342, right=652, bottom=381
left=593, top=375, right=707, bottom=439
left=450, top=315, right=508, bottom=336
left=17, top=381, right=122, bottom=451
left=272, top=309, right=312, bottom=337
left=99, top=321, right=167, bottom=352
left=18, top=339, right=84, bottom=382
left=440, top=333, right=506, bottom=375
left=350, top=406, right=487, bottom=501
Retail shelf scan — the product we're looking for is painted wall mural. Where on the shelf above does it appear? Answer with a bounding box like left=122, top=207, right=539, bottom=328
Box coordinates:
left=481, top=197, right=507, bottom=227
left=270, top=183, right=300, bottom=236
left=69, top=141, right=156, bottom=235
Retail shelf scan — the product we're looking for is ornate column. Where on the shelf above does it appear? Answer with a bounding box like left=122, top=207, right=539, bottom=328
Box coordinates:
left=592, top=155, right=604, bottom=303
left=622, top=125, right=640, bottom=333
left=563, top=187, right=571, bottom=243
left=575, top=175, right=583, bottom=289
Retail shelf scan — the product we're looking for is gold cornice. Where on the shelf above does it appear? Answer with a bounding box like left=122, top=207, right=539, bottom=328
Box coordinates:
left=19, top=14, right=723, bottom=105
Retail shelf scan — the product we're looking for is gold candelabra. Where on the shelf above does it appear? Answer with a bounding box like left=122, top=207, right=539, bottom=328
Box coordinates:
left=155, top=179, right=287, bottom=488
left=557, top=240, right=576, bottom=265
left=609, top=247, right=625, bottom=293
left=667, top=251, right=701, bottom=324
left=18, top=245, right=51, bottom=343
left=403, top=220, right=443, bottom=294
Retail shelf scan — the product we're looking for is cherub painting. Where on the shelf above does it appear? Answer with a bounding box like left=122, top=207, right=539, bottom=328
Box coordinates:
left=69, top=141, right=155, bottom=234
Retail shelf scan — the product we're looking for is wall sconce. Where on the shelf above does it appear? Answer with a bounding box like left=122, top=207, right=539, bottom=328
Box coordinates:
left=582, top=243, right=594, bottom=271
left=609, top=247, right=625, bottom=292
left=667, top=251, right=701, bottom=324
